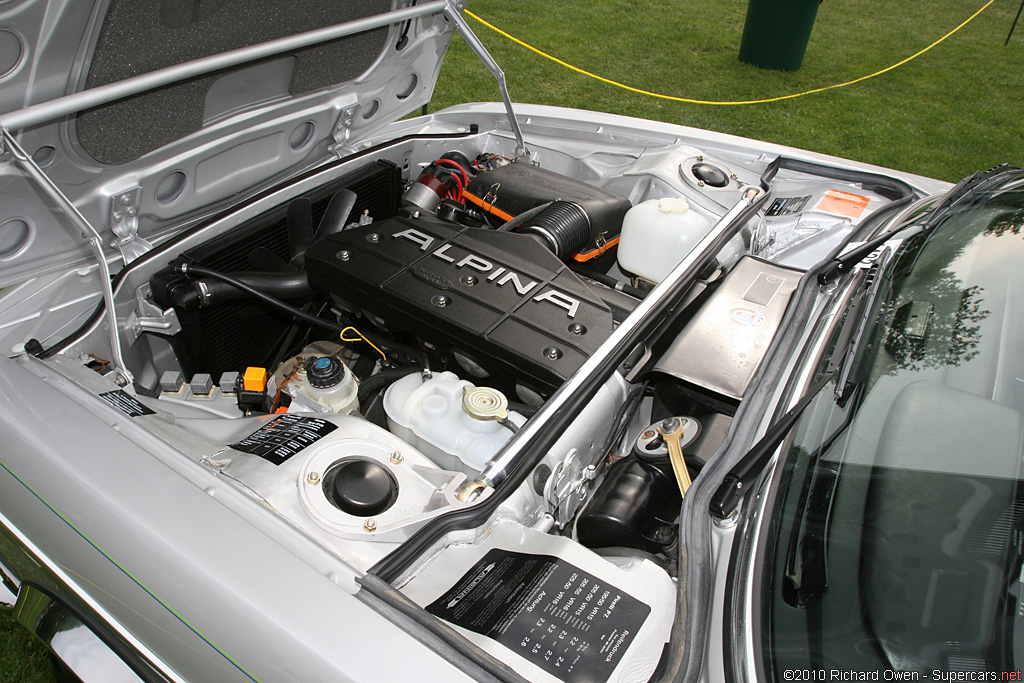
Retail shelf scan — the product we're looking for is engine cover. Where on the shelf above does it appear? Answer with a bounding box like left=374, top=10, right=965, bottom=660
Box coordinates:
left=305, top=213, right=614, bottom=390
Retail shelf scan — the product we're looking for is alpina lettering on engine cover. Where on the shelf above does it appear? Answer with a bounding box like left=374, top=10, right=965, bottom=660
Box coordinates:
left=393, top=227, right=581, bottom=318
left=303, top=213, right=614, bottom=390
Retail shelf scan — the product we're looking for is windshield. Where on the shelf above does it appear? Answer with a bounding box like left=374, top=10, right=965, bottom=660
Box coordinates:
left=760, top=172, right=1024, bottom=678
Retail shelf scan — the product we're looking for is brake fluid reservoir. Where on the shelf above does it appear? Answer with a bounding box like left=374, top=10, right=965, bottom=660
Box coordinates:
left=383, top=371, right=525, bottom=473
left=289, top=355, right=359, bottom=414
left=617, top=197, right=713, bottom=285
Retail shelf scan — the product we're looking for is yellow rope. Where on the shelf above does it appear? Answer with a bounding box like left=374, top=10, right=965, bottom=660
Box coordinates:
left=340, top=326, right=387, bottom=361
left=464, top=1, right=994, bottom=106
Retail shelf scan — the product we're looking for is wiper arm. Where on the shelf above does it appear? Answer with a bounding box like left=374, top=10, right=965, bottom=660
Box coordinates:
left=710, top=370, right=835, bottom=520
left=816, top=223, right=920, bottom=286
left=709, top=269, right=875, bottom=520
left=817, top=164, right=1023, bottom=286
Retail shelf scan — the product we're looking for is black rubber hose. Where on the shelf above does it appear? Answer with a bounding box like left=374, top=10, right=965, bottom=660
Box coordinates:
left=518, top=201, right=591, bottom=259
left=569, top=265, right=647, bottom=300
left=174, top=263, right=339, bottom=330
left=170, top=263, right=422, bottom=360
left=36, top=129, right=479, bottom=360
left=496, top=201, right=554, bottom=232
left=169, top=271, right=312, bottom=310
left=508, top=400, right=540, bottom=418
left=357, top=366, right=422, bottom=404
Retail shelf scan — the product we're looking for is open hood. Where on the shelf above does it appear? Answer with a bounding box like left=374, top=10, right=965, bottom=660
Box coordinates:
left=0, top=0, right=468, bottom=286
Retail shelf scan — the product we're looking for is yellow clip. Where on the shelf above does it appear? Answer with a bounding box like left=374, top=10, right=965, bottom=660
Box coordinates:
left=340, top=326, right=387, bottom=362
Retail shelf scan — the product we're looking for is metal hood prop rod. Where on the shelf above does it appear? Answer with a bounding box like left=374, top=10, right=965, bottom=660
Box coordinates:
left=444, top=2, right=529, bottom=158
left=1, top=129, right=132, bottom=386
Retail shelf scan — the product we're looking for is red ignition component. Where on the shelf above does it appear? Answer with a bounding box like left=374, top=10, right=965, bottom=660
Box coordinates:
left=434, top=158, right=470, bottom=201
left=403, top=160, right=465, bottom=213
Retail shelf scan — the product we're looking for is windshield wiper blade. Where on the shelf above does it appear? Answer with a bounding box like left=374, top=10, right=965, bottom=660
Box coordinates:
left=782, top=455, right=841, bottom=607
left=831, top=251, right=894, bottom=405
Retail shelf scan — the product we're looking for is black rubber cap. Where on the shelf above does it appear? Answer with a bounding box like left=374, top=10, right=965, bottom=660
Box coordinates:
left=691, top=162, right=730, bottom=188
left=326, top=459, right=397, bottom=516
left=305, top=356, right=345, bottom=388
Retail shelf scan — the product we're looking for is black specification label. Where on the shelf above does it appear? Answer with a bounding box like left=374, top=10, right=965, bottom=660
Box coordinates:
left=766, top=195, right=811, bottom=216
left=426, top=549, right=650, bottom=683
left=230, top=414, right=337, bottom=465
left=99, top=390, right=155, bottom=417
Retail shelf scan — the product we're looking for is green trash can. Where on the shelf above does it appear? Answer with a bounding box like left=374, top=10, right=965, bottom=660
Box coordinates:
left=739, top=0, right=820, bottom=71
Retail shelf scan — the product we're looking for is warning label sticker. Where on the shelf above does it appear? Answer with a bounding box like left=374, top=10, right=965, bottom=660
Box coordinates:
left=99, top=390, right=155, bottom=418
left=230, top=414, right=337, bottom=465
left=815, top=190, right=871, bottom=219
left=766, top=195, right=811, bottom=217
left=426, top=549, right=650, bottom=683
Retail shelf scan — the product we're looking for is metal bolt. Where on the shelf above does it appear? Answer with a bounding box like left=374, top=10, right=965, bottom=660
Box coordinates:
left=642, top=429, right=656, bottom=440
left=367, top=233, right=380, bottom=243
left=730, top=173, right=739, bottom=180
left=337, top=250, right=350, bottom=261
left=432, top=295, right=450, bottom=308
left=364, top=518, right=377, bottom=532
left=390, top=451, right=404, bottom=465
left=120, top=194, right=132, bottom=205
left=461, top=275, right=477, bottom=286
left=306, top=472, right=321, bottom=486
left=126, top=207, right=138, bottom=217
left=112, top=211, right=123, bottom=222
left=697, top=180, right=705, bottom=187
left=696, top=155, right=704, bottom=162
left=567, top=323, right=586, bottom=336
left=544, top=346, right=562, bottom=360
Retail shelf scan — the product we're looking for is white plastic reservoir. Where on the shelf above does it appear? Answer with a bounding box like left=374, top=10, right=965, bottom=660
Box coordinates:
left=384, top=371, right=526, bottom=473
left=617, top=197, right=713, bottom=284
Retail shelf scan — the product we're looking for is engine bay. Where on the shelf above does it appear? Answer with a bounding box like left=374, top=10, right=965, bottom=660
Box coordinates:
left=15, top=121, right=915, bottom=683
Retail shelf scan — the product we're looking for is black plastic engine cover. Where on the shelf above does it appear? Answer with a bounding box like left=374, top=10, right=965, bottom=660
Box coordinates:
left=305, top=213, right=614, bottom=390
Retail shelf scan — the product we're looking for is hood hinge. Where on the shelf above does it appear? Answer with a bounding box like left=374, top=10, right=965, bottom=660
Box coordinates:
left=329, top=103, right=362, bottom=158
left=109, top=187, right=154, bottom=264
left=125, top=283, right=182, bottom=345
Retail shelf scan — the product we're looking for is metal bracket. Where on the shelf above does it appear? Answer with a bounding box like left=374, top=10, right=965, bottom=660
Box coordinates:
left=109, top=187, right=153, bottom=264
left=125, top=283, right=181, bottom=344
left=329, top=104, right=361, bottom=157
left=543, top=449, right=597, bottom=528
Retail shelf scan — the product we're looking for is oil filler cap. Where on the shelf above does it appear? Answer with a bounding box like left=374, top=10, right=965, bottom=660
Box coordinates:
left=305, top=356, right=345, bottom=388
left=325, top=459, right=398, bottom=516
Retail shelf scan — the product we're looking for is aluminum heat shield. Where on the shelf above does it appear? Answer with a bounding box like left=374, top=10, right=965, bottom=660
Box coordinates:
left=654, top=256, right=804, bottom=402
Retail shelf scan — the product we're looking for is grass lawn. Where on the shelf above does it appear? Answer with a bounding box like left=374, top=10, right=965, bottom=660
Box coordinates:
left=2, top=0, right=1021, bottom=677
left=432, top=0, right=1024, bottom=182
left=0, top=612, right=53, bottom=683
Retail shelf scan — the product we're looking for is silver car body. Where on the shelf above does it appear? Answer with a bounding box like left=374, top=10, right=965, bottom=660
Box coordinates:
left=0, top=1, right=955, bottom=682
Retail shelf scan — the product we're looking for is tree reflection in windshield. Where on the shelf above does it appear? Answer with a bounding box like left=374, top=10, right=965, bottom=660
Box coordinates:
left=760, top=175, right=1024, bottom=680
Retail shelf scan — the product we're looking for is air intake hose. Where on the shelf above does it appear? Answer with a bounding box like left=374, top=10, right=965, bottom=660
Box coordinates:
left=515, top=200, right=591, bottom=260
